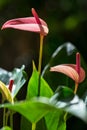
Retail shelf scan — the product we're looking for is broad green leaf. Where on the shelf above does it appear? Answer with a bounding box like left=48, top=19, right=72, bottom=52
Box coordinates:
left=0, top=126, right=12, bottom=130
left=50, top=94, right=87, bottom=123
left=0, top=97, right=56, bottom=123
left=21, top=116, right=47, bottom=130
left=21, top=111, right=47, bottom=130
left=0, top=81, right=13, bottom=103
left=44, top=86, right=73, bottom=130
left=63, top=96, right=87, bottom=123
left=45, top=110, right=66, bottom=130
left=57, top=119, right=66, bottom=130
left=36, top=118, right=47, bottom=130
left=54, top=86, right=74, bottom=102
left=0, top=95, right=87, bottom=126
left=26, top=65, right=53, bottom=99
left=21, top=117, right=31, bottom=130
left=21, top=62, right=53, bottom=129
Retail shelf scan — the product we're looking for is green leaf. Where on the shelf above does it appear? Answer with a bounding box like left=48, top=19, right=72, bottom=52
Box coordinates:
left=44, top=86, right=73, bottom=130
left=50, top=94, right=87, bottom=123
left=57, top=119, right=66, bottom=130
left=0, top=97, right=56, bottom=123
left=21, top=116, right=47, bottom=130
left=1, top=95, right=87, bottom=127
left=36, top=118, right=47, bottom=130
left=54, top=86, right=74, bottom=102
left=21, top=117, right=31, bottom=130
left=26, top=66, right=53, bottom=99
left=45, top=110, right=66, bottom=130
left=0, top=126, right=12, bottom=130
left=64, top=96, right=87, bottom=123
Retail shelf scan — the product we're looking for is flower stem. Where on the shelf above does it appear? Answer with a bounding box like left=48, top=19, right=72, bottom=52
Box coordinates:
left=74, top=82, right=78, bottom=94
left=74, top=53, right=80, bottom=94
left=38, top=35, right=44, bottom=74
left=10, top=111, right=13, bottom=129
left=32, top=123, right=36, bottom=130
left=3, top=108, right=6, bottom=127
left=38, top=35, right=44, bottom=96
left=6, top=111, right=9, bottom=125
left=64, top=112, right=68, bottom=121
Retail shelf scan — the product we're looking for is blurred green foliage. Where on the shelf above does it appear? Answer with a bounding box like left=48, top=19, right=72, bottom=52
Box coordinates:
left=0, top=0, right=11, bottom=9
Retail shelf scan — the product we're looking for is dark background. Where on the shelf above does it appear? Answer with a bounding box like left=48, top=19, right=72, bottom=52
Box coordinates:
left=0, top=0, right=87, bottom=71
left=0, top=0, right=87, bottom=130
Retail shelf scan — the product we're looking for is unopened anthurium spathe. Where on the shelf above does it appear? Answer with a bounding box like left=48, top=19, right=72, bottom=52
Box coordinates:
left=0, top=65, right=27, bottom=104
left=0, top=80, right=14, bottom=103
left=50, top=52, right=85, bottom=94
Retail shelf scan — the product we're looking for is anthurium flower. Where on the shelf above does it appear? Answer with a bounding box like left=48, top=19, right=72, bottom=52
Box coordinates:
left=1, top=8, right=49, bottom=96
left=1, top=8, right=48, bottom=36
left=50, top=53, right=85, bottom=93
left=50, top=64, right=85, bottom=83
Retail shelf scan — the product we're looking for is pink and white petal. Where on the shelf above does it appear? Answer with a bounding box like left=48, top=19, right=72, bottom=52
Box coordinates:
left=78, top=67, right=85, bottom=83
left=2, top=17, right=48, bottom=28
left=50, top=65, right=79, bottom=83
left=2, top=23, right=48, bottom=35
left=1, top=17, right=49, bottom=35
left=64, top=64, right=85, bottom=83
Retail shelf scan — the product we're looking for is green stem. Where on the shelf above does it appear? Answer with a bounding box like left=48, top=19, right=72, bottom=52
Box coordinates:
left=74, top=82, right=78, bottom=94
left=64, top=83, right=79, bottom=121
left=3, top=108, right=6, bottom=127
left=64, top=112, right=68, bottom=121
left=6, top=112, right=9, bottom=126
left=10, top=111, right=13, bottom=129
left=38, top=35, right=44, bottom=96
left=32, top=123, right=36, bottom=130
left=38, top=35, right=44, bottom=74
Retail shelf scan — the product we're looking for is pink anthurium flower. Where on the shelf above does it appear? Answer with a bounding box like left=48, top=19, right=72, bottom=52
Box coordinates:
left=50, top=52, right=85, bottom=94
left=1, top=8, right=49, bottom=96
left=1, top=8, right=49, bottom=36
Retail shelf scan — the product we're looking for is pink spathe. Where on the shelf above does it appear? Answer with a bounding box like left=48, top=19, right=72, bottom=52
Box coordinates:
left=50, top=64, right=85, bottom=83
left=1, top=8, right=49, bottom=36
left=50, top=52, right=85, bottom=84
